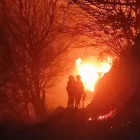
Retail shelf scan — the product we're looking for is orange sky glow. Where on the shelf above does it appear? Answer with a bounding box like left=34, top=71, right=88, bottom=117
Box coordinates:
left=46, top=51, right=113, bottom=109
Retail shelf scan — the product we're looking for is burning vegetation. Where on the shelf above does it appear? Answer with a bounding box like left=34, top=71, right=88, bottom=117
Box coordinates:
left=76, top=57, right=112, bottom=92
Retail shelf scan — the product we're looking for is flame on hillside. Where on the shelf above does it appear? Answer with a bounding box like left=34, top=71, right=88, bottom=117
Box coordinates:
left=76, top=57, right=112, bottom=92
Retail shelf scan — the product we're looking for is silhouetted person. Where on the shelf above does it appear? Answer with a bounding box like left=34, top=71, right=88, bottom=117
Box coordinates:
left=66, top=75, right=75, bottom=108
left=74, top=75, right=84, bottom=109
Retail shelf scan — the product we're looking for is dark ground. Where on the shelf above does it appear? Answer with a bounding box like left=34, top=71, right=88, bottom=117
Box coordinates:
left=1, top=98, right=140, bottom=140
left=1, top=90, right=140, bottom=140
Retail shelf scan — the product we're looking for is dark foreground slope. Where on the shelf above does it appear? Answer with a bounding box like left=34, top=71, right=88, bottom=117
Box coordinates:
left=2, top=96, right=140, bottom=140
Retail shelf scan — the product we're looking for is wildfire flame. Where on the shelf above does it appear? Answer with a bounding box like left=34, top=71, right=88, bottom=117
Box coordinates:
left=76, top=57, right=112, bottom=92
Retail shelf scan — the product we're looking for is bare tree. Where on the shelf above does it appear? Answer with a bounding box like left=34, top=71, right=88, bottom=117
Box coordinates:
left=0, top=0, right=74, bottom=119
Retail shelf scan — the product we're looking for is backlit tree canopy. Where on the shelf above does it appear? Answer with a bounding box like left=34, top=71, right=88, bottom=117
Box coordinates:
left=69, top=0, right=140, bottom=56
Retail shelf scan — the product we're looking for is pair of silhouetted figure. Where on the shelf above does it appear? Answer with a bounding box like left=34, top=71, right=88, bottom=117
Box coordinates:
left=66, top=75, right=84, bottom=109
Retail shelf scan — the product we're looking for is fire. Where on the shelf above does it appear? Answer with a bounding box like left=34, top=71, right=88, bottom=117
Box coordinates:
left=89, top=117, right=91, bottom=121
left=76, top=57, right=112, bottom=92
left=98, top=110, right=116, bottom=120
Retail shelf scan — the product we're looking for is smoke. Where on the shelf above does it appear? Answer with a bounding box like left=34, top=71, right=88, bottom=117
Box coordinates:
left=46, top=47, right=105, bottom=109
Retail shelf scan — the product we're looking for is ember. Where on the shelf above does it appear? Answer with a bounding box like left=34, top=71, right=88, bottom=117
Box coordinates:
left=98, top=110, right=116, bottom=120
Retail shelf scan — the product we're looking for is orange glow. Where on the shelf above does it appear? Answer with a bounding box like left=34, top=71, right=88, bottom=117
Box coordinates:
left=76, top=57, right=112, bottom=92
left=89, top=117, right=91, bottom=121
left=98, top=110, right=116, bottom=120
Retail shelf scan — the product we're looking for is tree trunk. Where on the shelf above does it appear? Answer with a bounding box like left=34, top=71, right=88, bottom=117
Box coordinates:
left=33, top=97, right=47, bottom=120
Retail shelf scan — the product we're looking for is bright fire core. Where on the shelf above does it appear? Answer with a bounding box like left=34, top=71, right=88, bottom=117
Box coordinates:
left=76, top=57, right=112, bottom=92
